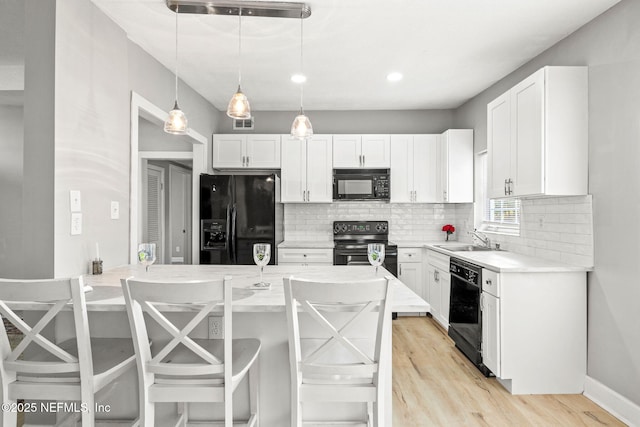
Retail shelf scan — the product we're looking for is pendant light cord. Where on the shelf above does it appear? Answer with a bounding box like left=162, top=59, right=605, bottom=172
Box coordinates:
left=174, top=5, right=179, bottom=104
left=238, top=10, right=242, bottom=87
left=299, top=14, right=304, bottom=110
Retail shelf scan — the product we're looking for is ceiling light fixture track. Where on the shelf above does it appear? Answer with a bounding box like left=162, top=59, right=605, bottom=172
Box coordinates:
left=166, top=0, right=311, bottom=19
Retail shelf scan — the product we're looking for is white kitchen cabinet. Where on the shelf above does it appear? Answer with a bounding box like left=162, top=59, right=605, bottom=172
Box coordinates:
left=487, top=66, right=588, bottom=198
left=281, top=135, right=333, bottom=203
left=277, top=248, right=333, bottom=266
left=438, top=129, right=473, bottom=203
left=333, top=134, right=391, bottom=168
left=390, top=135, right=439, bottom=203
left=426, top=249, right=450, bottom=329
left=481, top=269, right=501, bottom=377
left=480, top=268, right=586, bottom=394
left=398, top=248, right=424, bottom=295
left=212, top=134, right=281, bottom=169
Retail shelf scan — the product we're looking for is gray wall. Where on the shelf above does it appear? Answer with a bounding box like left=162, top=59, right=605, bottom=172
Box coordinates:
left=0, top=105, right=23, bottom=278
left=215, top=109, right=455, bottom=134
left=19, top=0, right=220, bottom=278
left=454, top=0, right=640, bottom=407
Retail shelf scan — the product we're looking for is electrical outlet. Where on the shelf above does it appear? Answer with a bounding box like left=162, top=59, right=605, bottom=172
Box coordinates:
left=208, top=316, right=224, bottom=339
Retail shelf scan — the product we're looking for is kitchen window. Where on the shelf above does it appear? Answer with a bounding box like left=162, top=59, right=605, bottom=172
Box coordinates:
left=475, top=151, right=520, bottom=235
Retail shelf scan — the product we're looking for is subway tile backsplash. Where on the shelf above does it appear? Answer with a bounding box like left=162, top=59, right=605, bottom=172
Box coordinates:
left=284, top=195, right=593, bottom=268
left=284, top=203, right=463, bottom=243
left=455, top=195, right=594, bottom=268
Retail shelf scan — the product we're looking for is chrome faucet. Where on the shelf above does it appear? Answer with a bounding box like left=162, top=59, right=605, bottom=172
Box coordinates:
left=469, top=229, right=491, bottom=248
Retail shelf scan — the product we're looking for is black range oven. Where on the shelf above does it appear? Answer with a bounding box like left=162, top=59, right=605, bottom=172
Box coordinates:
left=332, top=221, right=397, bottom=277
left=448, top=258, right=491, bottom=376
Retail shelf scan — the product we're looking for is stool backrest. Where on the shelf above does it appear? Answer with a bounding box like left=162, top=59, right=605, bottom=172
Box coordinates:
left=121, top=277, right=232, bottom=379
left=283, top=275, right=393, bottom=384
left=0, top=277, right=93, bottom=380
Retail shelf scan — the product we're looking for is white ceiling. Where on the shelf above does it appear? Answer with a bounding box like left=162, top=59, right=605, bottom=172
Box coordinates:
left=13, top=0, right=624, bottom=111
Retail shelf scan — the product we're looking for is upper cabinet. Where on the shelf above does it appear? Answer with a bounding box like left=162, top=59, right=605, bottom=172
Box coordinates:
left=438, top=129, right=474, bottom=203
left=487, top=66, right=588, bottom=198
left=333, top=134, right=391, bottom=168
left=212, top=134, right=281, bottom=169
left=281, top=135, right=333, bottom=203
left=391, top=135, right=439, bottom=203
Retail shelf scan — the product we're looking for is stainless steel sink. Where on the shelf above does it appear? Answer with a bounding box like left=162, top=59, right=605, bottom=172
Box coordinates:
left=434, top=244, right=494, bottom=252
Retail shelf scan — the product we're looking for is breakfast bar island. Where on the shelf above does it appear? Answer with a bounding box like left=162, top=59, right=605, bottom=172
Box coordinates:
left=20, top=264, right=429, bottom=426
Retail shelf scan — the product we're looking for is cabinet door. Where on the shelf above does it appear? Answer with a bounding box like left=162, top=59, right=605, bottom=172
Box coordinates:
left=487, top=92, right=511, bottom=198
left=333, top=135, right=362, bottom=168
left=437, top=135, right=448, bottom=202
left=390, top=135, right=413, bottom=203
left=212, top=135, right=245, bottom=168
left=427, top=265, right=441, bottom=320
left=306, top=135, right=333, bottom=203
left=444, top=130, right=473, bottom=203
left=438, top=272, right=451, bottom=329
left=413, top=135, right=439, bottom=203
left=511, top=69, right=544, bottom=196
left=399, top=262, right=423, bottom=300
left=280, top=136, right=306, bottom=203
left=361, top=135, right=391, bottom=168
left=245, top=134, right=281, bottom=168
left=482, top=291, right=501, bottom=376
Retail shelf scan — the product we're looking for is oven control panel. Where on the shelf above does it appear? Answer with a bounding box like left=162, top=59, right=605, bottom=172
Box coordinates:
left=333, top=221, right=388, bottom=235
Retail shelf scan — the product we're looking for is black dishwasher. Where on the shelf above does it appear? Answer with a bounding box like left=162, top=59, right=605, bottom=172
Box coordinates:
left=448, top=258, right=491, bottom=376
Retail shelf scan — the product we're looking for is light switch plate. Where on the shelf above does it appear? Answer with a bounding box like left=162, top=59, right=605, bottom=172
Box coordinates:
left=110, top=201, right=120, bottom=219
left=71, top=213, right=82, bottom=235
left=70, top=190, right=81, bottom=212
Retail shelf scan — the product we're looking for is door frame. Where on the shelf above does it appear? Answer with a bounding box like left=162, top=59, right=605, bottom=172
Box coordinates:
left=129, top=91, right=207, bottom=264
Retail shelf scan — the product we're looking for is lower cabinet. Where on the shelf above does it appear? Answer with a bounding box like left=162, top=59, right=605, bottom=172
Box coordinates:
left=426, top=249, right=450, bottom=329
left=480, top=268, right=587, bottom=394
left=277, top=248, right=333, bottom=266
left=397, top=248, right=426, bottom=315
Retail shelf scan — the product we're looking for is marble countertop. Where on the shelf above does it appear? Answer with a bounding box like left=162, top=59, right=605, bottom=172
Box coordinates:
left=425, top=243, right=590, bottom=273
left=278, top=241, right=335, bottom=249
left=13, top=264, right=428, bottom=313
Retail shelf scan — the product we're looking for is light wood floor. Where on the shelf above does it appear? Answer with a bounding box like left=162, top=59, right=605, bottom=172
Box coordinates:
left=392, top=316, right=626, bottom=427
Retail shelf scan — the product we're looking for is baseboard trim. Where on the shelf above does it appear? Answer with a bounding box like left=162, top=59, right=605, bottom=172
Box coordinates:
left=584, top=376, right=640, bottom=426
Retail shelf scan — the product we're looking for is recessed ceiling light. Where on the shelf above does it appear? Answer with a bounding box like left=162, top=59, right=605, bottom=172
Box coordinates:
left=291, top=74, right=307, bottom=83
left=387, top=72, right=403, bottom=82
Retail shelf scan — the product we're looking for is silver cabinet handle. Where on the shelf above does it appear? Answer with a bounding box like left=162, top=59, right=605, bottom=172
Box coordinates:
left=480, top=293, right=485, bottom=311
left=504, top=179, right=508, bottom=196
left=307, top=190, right=310, bottom=201
left=246, top=156, right=250, bottom=167
left=242, top=156, right=246, bottom=167
left=399, top=264, right=402, bottom=275
left=443, top=190, right=447, bottom=202
left=486, top=279, right=492, bottom=286
left=509, top=178, right=513, bottom=195
left=303, top=190, right=306, bottom=202
left=363, top=155, right=365, bottom=166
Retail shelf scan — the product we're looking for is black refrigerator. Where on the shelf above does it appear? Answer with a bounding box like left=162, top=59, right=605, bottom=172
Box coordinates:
left=200, top=173, right=283, bottom=265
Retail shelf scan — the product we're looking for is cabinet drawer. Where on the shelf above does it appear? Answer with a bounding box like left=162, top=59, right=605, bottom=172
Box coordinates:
left=278, top=248, right=333, bottom=264
left=398, top=248, right=423, bottom=263
left=482, top=269, right=500, bottom=297
left=427, top=249, right=450, bottom=271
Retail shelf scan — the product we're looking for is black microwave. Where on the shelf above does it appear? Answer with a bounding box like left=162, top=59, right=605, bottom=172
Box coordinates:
left=333, top=169, right=390, bottom=201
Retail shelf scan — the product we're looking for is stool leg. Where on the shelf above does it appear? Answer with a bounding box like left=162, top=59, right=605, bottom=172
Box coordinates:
left=249, top=357, right=260, bottom=426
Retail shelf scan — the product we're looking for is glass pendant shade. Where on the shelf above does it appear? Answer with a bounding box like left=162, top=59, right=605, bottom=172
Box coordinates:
left=164, top=101, right=188, bottom=135
left=227, top=85, right=251, bottom=119
left=291, top=109, right=313, bottom=139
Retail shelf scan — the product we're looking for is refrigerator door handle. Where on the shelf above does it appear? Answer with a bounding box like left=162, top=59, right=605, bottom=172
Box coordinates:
left=231, top=204, right=238, bottom=264
left=225, top=205, right=232, bottom=260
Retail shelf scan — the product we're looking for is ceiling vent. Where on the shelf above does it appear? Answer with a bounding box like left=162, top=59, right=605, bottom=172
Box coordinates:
left=233, top=117, right=254, bottom=130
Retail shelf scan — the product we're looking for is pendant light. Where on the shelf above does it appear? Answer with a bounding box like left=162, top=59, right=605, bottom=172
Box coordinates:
left=227, top=11, right=251, bottom=119
left=164, top=5, right=188, bottom=135
left=291, top=14, right=312, bottom=140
